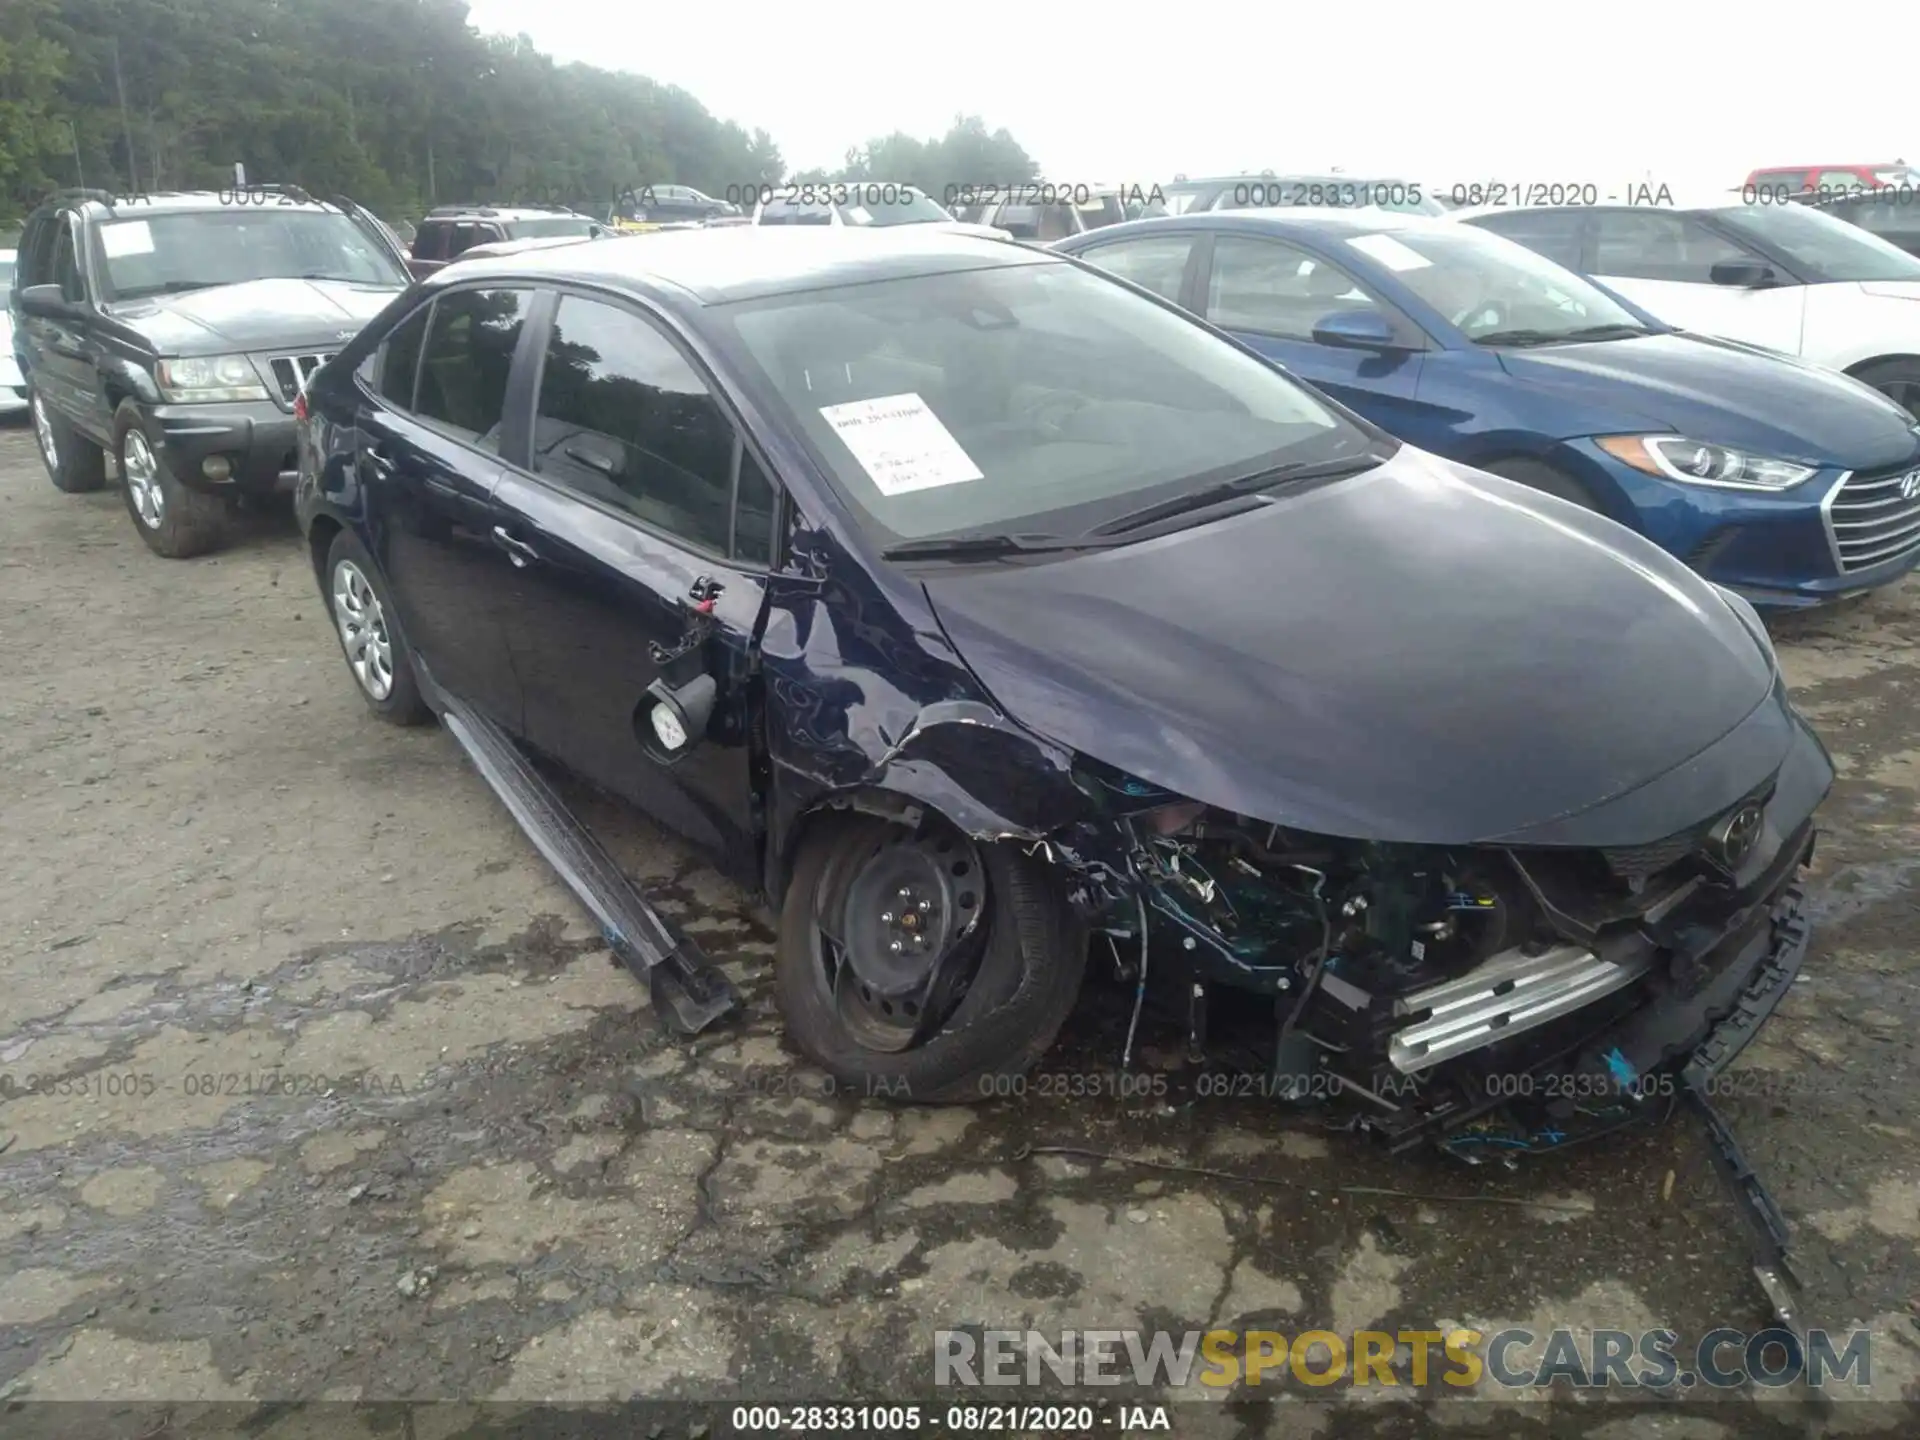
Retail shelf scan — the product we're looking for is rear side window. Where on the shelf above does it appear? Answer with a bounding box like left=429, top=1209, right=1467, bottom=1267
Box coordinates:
left=379, top=306, right=431, bottom=408
left=529, top=294, right=744, bottom=557
left=414, top=288, right=531, bottom=448
left=1469, top=210, right=1586, bottom=270
left=412, top=223, right=446, bottom=260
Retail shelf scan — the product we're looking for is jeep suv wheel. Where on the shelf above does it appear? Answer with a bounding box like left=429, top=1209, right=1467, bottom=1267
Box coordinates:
left=114, top=401, right=228, bottom=558
left=30, top=389, right=108, bottom=494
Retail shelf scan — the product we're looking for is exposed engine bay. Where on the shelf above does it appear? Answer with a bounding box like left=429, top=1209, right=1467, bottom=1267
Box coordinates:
left=1068, top=762, right=1817, bottom=1158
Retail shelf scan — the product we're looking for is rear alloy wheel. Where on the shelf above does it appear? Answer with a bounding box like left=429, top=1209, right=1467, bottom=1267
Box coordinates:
left=776, top=812, right=1087, bottom=1101
left=1851, top=358, right=1920, bottom=421
left=30, top=389, right=107, bottom=494
left=114, top=402, right=227, bottom=558
left=324, top=528, right=429, bottom=725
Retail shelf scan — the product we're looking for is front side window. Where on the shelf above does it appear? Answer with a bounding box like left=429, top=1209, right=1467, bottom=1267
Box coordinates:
left=715, top=255, right=1370, bottom=544
left=1591, top=211, right=1750, bottom=282
left=412, top=223, right=448, bottom=261
left=1712, top=202, right=1920, bottom=282
left=1207, top=236, right=1397, bottom=342
left=414, top=288, right=530, bottom=447
left=531, top=295, right=740, bottom=556
left=1348, top=224, right=1651, bottom=343
left=94, top=209, right=406, bottom=298
left=1075, top=235, right=1194, bottom=303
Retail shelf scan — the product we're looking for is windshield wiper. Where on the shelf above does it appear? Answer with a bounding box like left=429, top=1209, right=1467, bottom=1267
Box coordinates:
left=1470, top=328, right=1577, bottom=347
left=1561, top=322, right=1658, bottom=341
left=1085, top=453, right=1383, bottom=538
left=881, top=531, right=1116, bottom=561
left=115, top=280, right=222, bottom=299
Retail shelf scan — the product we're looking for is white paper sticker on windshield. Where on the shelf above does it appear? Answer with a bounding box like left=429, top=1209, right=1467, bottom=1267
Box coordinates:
left=820, top=393, right=983, bottom=496
left=842, top=205, right=872, bottom=224
left=1346, top=233, right=1432, bottom=271
left=100, top=221, right=155, bottom=258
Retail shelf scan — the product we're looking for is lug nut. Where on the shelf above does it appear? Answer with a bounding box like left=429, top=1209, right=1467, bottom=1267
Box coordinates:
left=881, top=911, right=894, bottom=923
left=889, top=941, right=903, bottom=954
left=918, top=899, right=930, bottom=912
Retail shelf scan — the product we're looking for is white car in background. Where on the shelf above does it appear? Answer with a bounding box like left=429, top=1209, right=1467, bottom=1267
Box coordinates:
left=1452, top=199, right=1920, bottom=414
left=0, top=248, right=25, bottom=416
left=750, top=183, right=1004, bottom=239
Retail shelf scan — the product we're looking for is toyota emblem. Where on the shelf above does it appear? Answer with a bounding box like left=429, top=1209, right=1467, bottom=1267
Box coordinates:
left=1708, top=802, right=1765, bottom=869
left=1902, top=469, right=1920, bottom=501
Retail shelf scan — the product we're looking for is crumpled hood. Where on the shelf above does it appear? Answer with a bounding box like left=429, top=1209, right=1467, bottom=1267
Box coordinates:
left=103, top=278, right=402, bottom=355
left=922, top=446, right=1779, bottom=846
left=1499, top=332, right=1920, bottom=471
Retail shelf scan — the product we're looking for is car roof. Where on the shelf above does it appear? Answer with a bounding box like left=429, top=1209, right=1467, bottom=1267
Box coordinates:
left=427, top=206, right=588, bottom=222
left=67, top=190, right=338, bottom=217
left=435, top=224, right=1050, bottom=305
left=1086, top=209, right=1446, bottom=242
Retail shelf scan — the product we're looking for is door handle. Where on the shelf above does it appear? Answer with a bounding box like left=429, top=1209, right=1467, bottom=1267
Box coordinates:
left=491, top=525, right=540, bottom=567
left=363, top=446, right=396, bottom=480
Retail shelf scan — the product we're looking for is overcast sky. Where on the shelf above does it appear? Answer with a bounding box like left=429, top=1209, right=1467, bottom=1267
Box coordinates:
left=461, top=0, right=1912, bottom=200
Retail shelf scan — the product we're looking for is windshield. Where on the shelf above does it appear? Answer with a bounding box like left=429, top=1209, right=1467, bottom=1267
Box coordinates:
left=507, top=217, right=597, bottom=239
left=838, top=189, right=953, bottom=227
left=714, top=258, right=1373, bottom=543
left=1713, top=202, right=1920, bottom=282
left=94, top=209, right=406, bottom=298
left=1347, top=225, right=1652, bottom=342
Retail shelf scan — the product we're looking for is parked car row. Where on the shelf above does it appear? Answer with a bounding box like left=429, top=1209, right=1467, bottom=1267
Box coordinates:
left=5, top=175, right=1863, bottom=1138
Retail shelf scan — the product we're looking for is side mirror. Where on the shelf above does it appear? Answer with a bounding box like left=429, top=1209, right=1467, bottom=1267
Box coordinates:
left=18, top=284, right=75, bottom=318
left=1709, top=260, right=1778, bottom=289
left=1310, top=309, right=1404, bottom=351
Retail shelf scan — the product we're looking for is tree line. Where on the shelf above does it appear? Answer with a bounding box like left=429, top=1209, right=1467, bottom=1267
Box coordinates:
left=0, top=0, right=1041, bottom=225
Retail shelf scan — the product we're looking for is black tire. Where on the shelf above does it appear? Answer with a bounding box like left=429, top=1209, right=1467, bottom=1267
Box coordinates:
left=776, top=812, right=1087, bottom=1103
left=1849, top=357, right=1920, bottom=420
left=29, top=387, right=108, bottom=493
left=323, top=528, right=431, bottom=726
left=114, top=401, right=227, bottom=558
left=1478, top=455, right=1605, bottom=514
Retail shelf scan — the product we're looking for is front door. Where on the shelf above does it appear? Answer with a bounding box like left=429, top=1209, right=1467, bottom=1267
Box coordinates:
left=1195, top=233, right=1431, bottom=432
left=1587, top=209, right=1809, bottom=356
left=361, top=286, right=534, bottom=728
left=488, top=289, right=781, bottom=877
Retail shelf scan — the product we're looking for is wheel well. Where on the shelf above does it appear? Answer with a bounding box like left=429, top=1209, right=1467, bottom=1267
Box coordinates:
left=306, top=514, right=342, bottom=587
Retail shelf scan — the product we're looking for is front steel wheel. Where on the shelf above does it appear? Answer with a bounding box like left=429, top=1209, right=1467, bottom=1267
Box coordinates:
left=775, top=812, right=1088, bottom=1101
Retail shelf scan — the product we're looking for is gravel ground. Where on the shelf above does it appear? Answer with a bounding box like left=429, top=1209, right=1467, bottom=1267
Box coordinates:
left=2, top=418, right=1918, bottom=1436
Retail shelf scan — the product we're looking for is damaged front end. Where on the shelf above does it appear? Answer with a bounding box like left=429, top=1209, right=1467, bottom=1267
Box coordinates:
left=1048, top=723, right=1830, bottom=1155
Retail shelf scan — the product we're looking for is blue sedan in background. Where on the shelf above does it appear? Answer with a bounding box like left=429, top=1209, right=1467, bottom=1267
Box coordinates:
left=1055, top=212, right=1920, bottom=608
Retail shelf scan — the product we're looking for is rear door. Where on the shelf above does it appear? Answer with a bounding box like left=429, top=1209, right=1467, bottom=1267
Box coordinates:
left=488, top=288, right=781, bottom=876
left=1191, top=233, right=1431, bottom=430
left=1587, top=208, right=1808, bottom=354
left=356, top=286, right=535, bottom=728
left=24, top=213, right=106, bottom=438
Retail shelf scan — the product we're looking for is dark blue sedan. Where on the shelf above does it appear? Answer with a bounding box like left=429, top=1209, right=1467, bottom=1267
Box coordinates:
left=1056, top=211, right=1920, bottom=608
left=294, top=227, right=1829, bottom=1148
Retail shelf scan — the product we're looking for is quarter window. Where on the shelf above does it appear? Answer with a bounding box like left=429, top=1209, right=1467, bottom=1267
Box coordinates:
left=530, top=295, right=742, bottom=556
left=414, top=288, right=530, bottom=446
left=1076, top=236, right=1194, bottom=303
left=378, top=306, right=431, bottom=408
left=1592, top=211, right=1751, bottom=282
